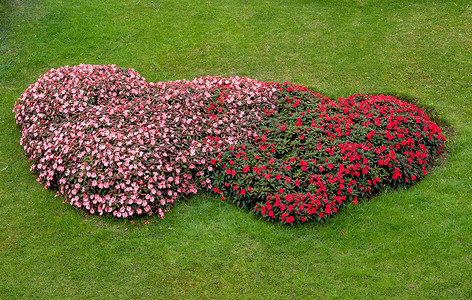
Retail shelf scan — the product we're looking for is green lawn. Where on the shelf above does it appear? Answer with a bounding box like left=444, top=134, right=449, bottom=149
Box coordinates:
left=1, top=0, right=471, bottom=298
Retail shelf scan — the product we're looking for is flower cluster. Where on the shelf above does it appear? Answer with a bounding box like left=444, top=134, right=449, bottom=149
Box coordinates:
left=14, top=64, right=278, bottom=218
left=211, top=83, right=446, bottom=224
left=14, top=65, right=446, bottom=224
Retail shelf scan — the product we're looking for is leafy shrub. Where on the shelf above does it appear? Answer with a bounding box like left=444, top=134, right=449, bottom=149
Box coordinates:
left=211, top=82, right=446, bottom=224
left=14, top=65, right=446, bottom=224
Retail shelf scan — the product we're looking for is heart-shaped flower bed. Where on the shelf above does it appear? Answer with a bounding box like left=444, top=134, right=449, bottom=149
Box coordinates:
left=211, top=83, right=446, bottom=223
left=14, top=65, right=446, bottom=224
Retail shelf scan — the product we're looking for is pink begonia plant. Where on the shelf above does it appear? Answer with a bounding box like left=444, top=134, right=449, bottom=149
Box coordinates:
left=14, top=64, right=279, bottom=218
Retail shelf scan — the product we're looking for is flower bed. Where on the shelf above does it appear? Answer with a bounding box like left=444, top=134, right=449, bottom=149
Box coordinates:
left=14, top=65, right=446, bottom=223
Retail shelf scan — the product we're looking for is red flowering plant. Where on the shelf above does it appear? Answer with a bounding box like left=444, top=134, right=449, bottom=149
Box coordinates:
left=211, top=82, right=446, bottom=224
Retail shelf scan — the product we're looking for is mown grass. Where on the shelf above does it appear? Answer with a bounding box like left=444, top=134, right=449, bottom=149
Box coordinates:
left=1, top=0, right=471, bottom=298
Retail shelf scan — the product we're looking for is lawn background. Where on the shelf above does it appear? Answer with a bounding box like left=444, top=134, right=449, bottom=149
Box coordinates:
left=0, top=0, right=471, bottom=298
